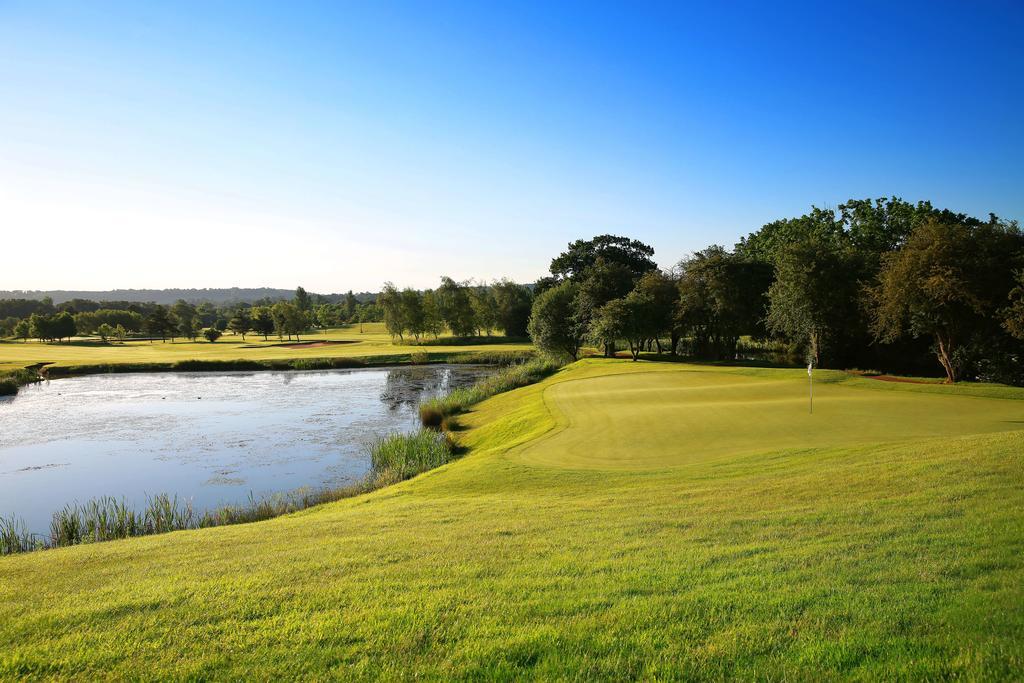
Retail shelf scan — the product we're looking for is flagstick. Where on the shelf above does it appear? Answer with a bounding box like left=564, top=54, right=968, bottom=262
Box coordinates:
left=808, top=361, right=813, bottom=415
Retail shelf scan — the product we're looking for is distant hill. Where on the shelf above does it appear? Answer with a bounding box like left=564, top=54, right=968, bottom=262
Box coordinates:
left=0, top=288, right=377, bottom=306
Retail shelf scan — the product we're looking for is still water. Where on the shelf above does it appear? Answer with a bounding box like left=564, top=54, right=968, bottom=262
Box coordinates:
left=0, top=365, right=493, bottom=535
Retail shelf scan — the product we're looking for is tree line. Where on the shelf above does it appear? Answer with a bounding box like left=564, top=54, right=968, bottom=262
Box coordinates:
left=527, top=199, right=1024, bottom=384
left=376, top=278, right=533, bottom=342
left=0, top=288, right=386, bottom=344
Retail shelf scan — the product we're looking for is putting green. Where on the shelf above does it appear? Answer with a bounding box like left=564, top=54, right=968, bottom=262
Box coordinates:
left=514, top=364, right=1024, bottom=469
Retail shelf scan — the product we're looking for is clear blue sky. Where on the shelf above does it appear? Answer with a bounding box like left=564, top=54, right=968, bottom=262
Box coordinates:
left=2, top=0, right=1022, bottom=292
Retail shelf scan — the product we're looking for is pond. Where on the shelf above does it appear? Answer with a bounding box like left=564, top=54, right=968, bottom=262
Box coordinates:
left=0, top=365, right=495, bottom=536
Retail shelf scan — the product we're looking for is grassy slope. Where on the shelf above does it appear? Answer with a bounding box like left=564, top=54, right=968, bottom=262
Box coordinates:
left=2, top=359, right=1023, bottom=679
left=0, top=323, right=532, bottom=371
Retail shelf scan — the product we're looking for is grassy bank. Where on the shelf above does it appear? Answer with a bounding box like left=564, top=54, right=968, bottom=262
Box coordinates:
left=2, top=359, right=1023, bottom=678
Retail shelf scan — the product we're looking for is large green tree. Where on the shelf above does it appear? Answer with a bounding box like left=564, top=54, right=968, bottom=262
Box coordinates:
left=549, top=235, right=656, bottom=281
left=528, top=281, right=586, bottom=361
left=870, top=218, right=1023, bottom=382
left=767, top=239, right=860, bottom=367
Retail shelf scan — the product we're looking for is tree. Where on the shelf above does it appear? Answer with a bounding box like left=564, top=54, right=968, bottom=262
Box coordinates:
left=401, top=288, right=426, bottom=340
left=470, top=286, right=498, bottom=335
left=574, top=258, right=636, bottom=356
left=294, top=286, right=312, bottom=312
left=344, top=291, right=358, bottom=321
left=51, top=312, right=76, bottom=343
left=590, top=292, right=660, bottom=361
left=491, top=279, right=533, bottom=337
left=631, top=270, right=679, bottom=354
left=437, top=277, right=476, bottom=336
left=114, top=324, right=128, bottom=342
left=97, top=323, right=115, bottom=342
left=251, top=306, right=275, bottom=341
left=550, top=234, right=656, bottom=281
left=171, top=301, right=198, bottom=341
left=203, top=328, right=222, bottom=343
left=13, top=319, right=30, bottom=342
left=870, top=218, right=1023, bottom=383
left=422, top=290, right=444, bottom=338
left=144, top=306, right=172, bottom=342
left=73, top=311, right=99, bottom=335
left=528, top=281, right=586, bottom=361
left=767, top=239, right=859, bottom=367
left=379, top=283, right=405, bottom=341
left=1004, top=271, right=1024, bottom=341
left=228, top=309, right=252, bottom=340
left=676, top=247, right=772, bottom=360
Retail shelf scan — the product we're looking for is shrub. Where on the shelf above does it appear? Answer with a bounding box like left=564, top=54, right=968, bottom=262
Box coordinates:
left=410, top=351, right=430, bottom=365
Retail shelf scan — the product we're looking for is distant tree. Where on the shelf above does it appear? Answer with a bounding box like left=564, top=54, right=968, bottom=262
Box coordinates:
left=314, top=304, right=338, bottom=329
left=171, top=300, right=198, bottom=341
left=228, top=309, right=252, bottom=340
left=422, top=290, right=444, bottom=338
left=379, top=282, right=405, bottom=341
left=271, top=302, right=306, bottom=341
left=144, top=306, right=172, bottom=342
left=28, top=313, right=51, bottom=342
left=51, top=311, right=76, bottom=343
left=203, top=328, right=222, bottom=343
left=401, top=288, right=426, bottom=340
left=13, top=319, right=30, bottom=342
left=492, top=279, right=533, bottom=337
left=528, top=281, right=585, bottom=361
left=437, top=277, right=476, bottom=336
left=213, top=318, right=228, bottom=332
left=73, top=311, right=99, bottom=335
left=195, top=303, right=218, bottom=327
left=251, top=306, right=275, bottom=341
left=470, top=286, right=498, bottom=335
left=294, top=286, right=312, bottom=312
left=870, top=218, right=1023, bottom=382
left=114, top=324, right=128, bottom=342
left=97, top=323, right=115, bottom=342
left=344, top=291, right=358, bottom=321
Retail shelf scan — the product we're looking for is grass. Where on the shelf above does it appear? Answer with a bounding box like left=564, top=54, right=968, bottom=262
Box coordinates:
left=0, top=323, right=533, bottom=374
left=1, top=359, right=1023, bottom=678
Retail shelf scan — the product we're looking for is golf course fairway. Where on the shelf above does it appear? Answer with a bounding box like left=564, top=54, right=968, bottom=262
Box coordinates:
left=2, top=359, right=1023, bottom=679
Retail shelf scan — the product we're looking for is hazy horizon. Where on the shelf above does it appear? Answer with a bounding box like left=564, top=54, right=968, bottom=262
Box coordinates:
left=3, top=1, right=1022, bottom=292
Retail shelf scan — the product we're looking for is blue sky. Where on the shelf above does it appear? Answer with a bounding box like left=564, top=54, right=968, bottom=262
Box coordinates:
left=1, top=1, right=1022, bottom=291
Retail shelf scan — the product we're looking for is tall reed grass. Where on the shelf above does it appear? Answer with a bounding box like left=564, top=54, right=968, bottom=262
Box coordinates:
left=367, top=430, right=456, bottom=481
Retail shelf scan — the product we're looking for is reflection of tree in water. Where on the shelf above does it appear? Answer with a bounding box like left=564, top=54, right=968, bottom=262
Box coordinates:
left=378, top=366, right=494, bottom=411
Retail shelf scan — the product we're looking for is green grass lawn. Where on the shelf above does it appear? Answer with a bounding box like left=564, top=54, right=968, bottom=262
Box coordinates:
left=2, top=359, right=1022, bottom=679
left=0, top=322, right=533, bottom=371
